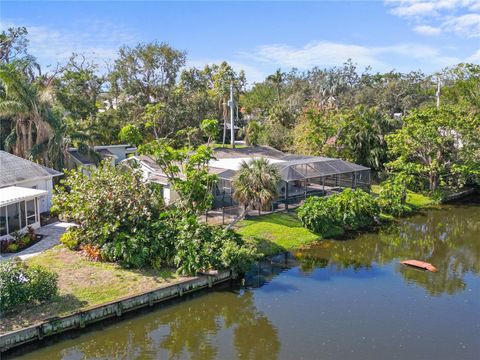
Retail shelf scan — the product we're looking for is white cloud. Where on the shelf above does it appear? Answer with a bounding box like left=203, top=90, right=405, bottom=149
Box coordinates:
left=0, top=20, right=137, bottom=68
left=243, top=41, right=384, bottom=69
left=385, top=0, right=480, bottom=37
left=239, top=41, right=463, bottom=75
left=443, top=13, right=480, bottom=37
left=391, top=2, right=438, bottom=17
left=466, top=48, right=480, bottom=62
left=414, top=25, right=442, bottom=35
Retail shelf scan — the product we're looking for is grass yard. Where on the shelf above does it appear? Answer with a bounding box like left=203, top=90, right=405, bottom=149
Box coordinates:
left=235, top=212, right=321, bottom=256
left=1, top=246, right=186, bottom=334
left=370, top=184, right=435, bottom=208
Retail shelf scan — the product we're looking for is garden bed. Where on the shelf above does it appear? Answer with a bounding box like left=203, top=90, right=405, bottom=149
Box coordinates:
left=0, top=245, right=184, bottom=334
left=0, top=232, right=45, bottom=254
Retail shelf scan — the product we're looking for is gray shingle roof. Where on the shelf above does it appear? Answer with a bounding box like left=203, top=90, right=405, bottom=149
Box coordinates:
left=0, top=151, right=62, bottom=187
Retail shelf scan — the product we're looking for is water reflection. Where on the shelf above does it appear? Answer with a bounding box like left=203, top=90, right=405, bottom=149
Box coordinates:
left=13, top=288, right=280, bottom=360
left=294, top=204, right=480, bottom=295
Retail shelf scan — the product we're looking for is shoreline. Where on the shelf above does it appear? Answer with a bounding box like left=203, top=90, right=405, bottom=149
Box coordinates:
left=0, top=270, right=234, bottom=353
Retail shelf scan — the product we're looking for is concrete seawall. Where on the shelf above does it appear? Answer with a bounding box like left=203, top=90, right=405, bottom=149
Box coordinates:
left=0, top=270, right=233, bottom=352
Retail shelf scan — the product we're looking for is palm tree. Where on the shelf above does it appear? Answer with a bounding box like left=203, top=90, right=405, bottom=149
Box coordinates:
left=232, top=158, right=281, bottom=215
left=0, top=64, right=62, bottom=165
left=244, top=120, right=262, bottom=146
left=266, top=69, right=284, bottom=103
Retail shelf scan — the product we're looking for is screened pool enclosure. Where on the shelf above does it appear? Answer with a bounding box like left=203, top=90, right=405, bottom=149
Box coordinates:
left=210, top=147, right=371, bottom=211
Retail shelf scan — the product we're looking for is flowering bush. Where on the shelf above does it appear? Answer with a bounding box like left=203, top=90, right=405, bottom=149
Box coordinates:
left=0, top=259, right=58, bottom=313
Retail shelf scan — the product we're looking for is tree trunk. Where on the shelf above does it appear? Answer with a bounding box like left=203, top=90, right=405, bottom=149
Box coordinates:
left=429, top=172, right=438, bottom=192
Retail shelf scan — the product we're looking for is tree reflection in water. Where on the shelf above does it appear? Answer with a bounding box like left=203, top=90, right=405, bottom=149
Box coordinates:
left=294, top=203, right=480, bottom=296
left=28, top=289, right=280, bottom=360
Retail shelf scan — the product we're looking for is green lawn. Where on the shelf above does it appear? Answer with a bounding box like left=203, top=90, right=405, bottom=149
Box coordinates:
left=1, top=246, right=184, bottom=334
left=370, top=184, right=435, bottom=208
left=235, top=212, right=321, bottom=256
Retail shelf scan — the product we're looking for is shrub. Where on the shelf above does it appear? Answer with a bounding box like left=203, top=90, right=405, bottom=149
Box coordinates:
left=60, top=229, right=81, bottom=250
left=174, top=215, right=259, bottom=275
left=52, top=162, right=159, bottom=251
left=17, top=235, right=31, bottom=248
left=81, top=244, right=102, bottom=261
left=298, top=188, right=380, bottom=234
left=101, top=218, right=176, bottom=269
left=377, top=175, right=412, bottom=216
left=0, top=259, right=58, bottom=313
left=6, top=243, right=18, bottom=252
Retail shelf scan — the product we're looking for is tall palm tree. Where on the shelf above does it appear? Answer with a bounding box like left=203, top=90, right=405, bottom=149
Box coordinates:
left=0, top=64, right=61, bottom=165
left=267, top=69, right=284, bottom=103
left=232, top=158, right=281, bottom=215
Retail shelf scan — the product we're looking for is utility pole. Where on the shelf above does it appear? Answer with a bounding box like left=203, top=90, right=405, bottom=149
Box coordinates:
left=228, top=82, right=235, bottom=148
left=436, top=76, right=441, bottom=109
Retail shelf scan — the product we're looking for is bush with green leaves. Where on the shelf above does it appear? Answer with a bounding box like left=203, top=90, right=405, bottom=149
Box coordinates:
left=298, top=188, right=380, bottom=234
left=377, top=175, right=412, bottom=216
left=174, top=214, right=259, bottom=275
left=53, top=162, right=159, bottom=248
left=0, top=259, right=58, bottom=313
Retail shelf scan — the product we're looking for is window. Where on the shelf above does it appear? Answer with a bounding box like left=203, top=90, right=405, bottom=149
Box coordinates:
left=19, top=201, right=26, bottom=229
left=0, top=206, right=6, bottom=236
left=6, top=203, right=20, bottom=233
left=26, top=199, right=36, bottom=225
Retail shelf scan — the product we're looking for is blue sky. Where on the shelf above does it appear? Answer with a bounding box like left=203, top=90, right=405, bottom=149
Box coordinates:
left=2, top=0, right=480, bottom=83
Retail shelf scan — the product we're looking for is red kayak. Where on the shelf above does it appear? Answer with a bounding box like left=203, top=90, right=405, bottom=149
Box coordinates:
left=401, top=260, right=438, bottom=272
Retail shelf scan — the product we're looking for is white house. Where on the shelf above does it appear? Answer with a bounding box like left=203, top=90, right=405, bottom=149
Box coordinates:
left=122, top=155, right=181, bottom=205
left=123, top=146, right=371, bottom=209
left=0, top=151, right=62, bottom=239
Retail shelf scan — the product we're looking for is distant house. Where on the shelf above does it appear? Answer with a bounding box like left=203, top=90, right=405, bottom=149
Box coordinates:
left=122, top=155, right=181, bottom=205
left=0, top=151, right=62, bottom=239
left=124, top=146, right=371, bottom=210
left=67, top=145, right=137, bottom=174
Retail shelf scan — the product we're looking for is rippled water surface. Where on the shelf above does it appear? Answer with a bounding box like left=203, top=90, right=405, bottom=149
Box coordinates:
left=11, top=201, right=480, bottom=360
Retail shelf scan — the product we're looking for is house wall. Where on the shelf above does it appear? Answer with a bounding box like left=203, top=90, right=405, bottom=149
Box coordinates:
left=95, top=146, right=136, bottom=163
left=11, top=178, right=53, bottom=213
left=163, top=187, right=180, bottom=205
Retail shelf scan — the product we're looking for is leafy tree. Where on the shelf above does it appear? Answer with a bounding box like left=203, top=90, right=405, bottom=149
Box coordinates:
left=377, top=174, right=412, bottom=216
left=0, top=26, right=33, bottom=65
left=386, top=106, right=480, bottom=191
left=140, top=141, right=218, bottom=214
left=119, top=124, right=143, bottom=146
left=338, top=105, right=399, bottom=171
left=200, top=118, right=219, bottom=145
left=244, top=120, right=262, bottom=146
left=292, top=105, right=339, bottom=156
left=52, top=161, right=164, bottom=267
left=232, top=158, right=281, bottom=215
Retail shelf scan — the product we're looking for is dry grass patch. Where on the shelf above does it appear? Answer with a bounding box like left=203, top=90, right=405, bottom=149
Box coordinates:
left=0, top=245, right=187, bottom=334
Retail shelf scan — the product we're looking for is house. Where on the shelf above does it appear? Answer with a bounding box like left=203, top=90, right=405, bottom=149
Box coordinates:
left=67, top=145, right=137, bottom=174
left=125, top=146, right=371, bottom=210
left=122, top=155, right=181, bottom=204
left=0, top=151, right=62, bottom=239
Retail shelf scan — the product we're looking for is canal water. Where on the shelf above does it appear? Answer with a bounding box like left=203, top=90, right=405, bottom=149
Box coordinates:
left=11, top=201, right=480, bottom=359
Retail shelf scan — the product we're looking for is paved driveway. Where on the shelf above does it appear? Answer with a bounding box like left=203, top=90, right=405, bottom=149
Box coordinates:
left=0, top=222, right=75, bottom=260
